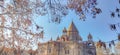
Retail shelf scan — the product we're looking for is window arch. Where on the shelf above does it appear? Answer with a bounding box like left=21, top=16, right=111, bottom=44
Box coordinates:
left=65, top=49, right=69, bottom=54
left=39, top=47, right=45, bottom=53
left=87, top=50, right=93, bottom=55
left=48, top=47, right=52, bottom=53
left=64, top=46, right=70, bottom=54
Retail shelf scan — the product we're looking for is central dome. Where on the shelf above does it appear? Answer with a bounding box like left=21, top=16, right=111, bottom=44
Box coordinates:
left=67, top=21, right=78, bottom=32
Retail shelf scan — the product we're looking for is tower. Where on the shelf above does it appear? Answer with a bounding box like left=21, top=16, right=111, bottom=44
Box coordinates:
left=63, top=27, right=67, bottom=35
left=88, top=33, right=93, bottom=41
left=67, top=21, right=82, bottom=41
left=84, top=33, right=96, bottom=55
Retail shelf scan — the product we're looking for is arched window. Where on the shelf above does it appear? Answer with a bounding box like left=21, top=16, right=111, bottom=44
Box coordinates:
left=87, top=50, right=93, bottom=55
left=64, top=46, right=70, bottom=54
left=87, top=42, right=94, bottom=47
left=88, top=43, right=93, bottom=46
left=39, top=47, right=45, bottom=53
left=65, top=49, right=69, bottom=54
left=48, top=47, right=51, bottom=53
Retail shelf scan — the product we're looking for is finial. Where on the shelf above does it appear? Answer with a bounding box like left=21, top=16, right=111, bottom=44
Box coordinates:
left=88, top=33, right=93, bottom=40
left=63, top=27, right=67, bottom=33
left=71, top=20, right=74, bottom=24
left=50, top=37, right=53, bottom=41
left=57, top=35, right=60, bottom=40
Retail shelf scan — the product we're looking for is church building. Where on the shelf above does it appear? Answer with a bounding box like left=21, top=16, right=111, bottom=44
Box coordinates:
left=36, top=21, right=96, bottom=55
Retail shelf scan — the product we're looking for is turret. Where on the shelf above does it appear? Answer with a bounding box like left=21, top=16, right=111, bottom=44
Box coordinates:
left=63, top=27, right=67, bottom=35
left=50, top=37, right=53, bottom=41
left=88, top=33, right=93, bottom=41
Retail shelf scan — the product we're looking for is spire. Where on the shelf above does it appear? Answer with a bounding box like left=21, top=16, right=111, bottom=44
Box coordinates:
left=68, top=21, right=78, bottom=32
left=50, top=37, right=53, bottom=41
left=63, top=27, right=67, bottom=33
left=67, top=21, right=82, bottom=41
left=88, top=33, right=93, bottom=40
left=57, top=35, right=60, bottom=40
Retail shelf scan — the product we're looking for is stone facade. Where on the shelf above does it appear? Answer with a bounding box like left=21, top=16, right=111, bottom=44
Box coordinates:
left=36, top=21, right=96, bottom=55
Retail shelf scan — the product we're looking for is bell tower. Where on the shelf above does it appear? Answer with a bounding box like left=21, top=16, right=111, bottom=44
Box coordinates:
left=84, top=33, right=96, bottom=55
left=88, top=33, right=93, bottom=41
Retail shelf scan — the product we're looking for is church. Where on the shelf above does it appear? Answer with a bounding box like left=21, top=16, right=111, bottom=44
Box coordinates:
left=36, top=21, right=96, bottom=55
left=0, top=21, right=120, bottom=55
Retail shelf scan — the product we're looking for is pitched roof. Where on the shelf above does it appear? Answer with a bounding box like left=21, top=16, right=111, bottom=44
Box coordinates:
left=88, top=33, right=93, bottom=39
left=67, top=21, right=78, bottom=32
left=63, top=27, right=67, bottom=32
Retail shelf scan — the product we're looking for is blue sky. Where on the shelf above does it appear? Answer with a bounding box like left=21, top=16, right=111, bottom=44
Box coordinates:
left=35, top=0, right=120, bottom=43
